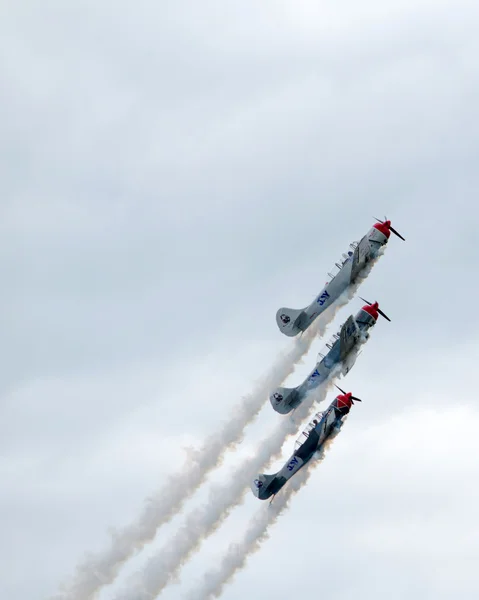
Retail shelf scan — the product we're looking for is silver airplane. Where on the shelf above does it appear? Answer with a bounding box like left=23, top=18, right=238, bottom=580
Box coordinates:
left=276, top=217, right=404, bottom=337
left=251, top=385, right=362, bottom=501
left=270, top=298, right=389, bottom=414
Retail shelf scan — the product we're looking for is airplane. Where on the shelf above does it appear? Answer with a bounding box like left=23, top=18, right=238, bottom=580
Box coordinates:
left=276, top=217, right=404, bottom=337
left=270, top=297, right=389, bottom=414
left=251, top=385, right=362, bottom=501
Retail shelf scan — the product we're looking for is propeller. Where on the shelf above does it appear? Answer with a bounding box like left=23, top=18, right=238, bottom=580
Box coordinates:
left=374, top=216, right=405, bottom=241
left=334, top=384, right=362, bottom=403
left=359, top=296, right=391, bottom=322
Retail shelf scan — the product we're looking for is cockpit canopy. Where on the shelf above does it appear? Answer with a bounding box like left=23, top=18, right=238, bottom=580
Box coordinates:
left=316, top=325, right=344, bottom=362
left=325, top=243, right=358, bottom=283
left=294, top=411, right=324, bottom=451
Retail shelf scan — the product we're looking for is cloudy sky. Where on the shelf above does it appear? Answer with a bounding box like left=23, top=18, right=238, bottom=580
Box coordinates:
left=2, top=0, right=479, bottom=599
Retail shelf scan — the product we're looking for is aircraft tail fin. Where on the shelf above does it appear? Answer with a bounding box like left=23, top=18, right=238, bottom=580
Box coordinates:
left=275, top=307, right=306, bottom=337
left=269, top=386, right=299, bottom=414
left=251, top=473, right=277, bottom=500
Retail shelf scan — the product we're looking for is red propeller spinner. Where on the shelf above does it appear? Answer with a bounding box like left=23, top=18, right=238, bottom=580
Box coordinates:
left=359, top=297, right=391, bottom=322
left=373, top=216, right=405, bottom=241
left=334, top=384, right=362, bottom=409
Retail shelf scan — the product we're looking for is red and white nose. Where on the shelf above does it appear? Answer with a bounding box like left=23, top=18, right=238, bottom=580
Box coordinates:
left=372, top=217, right=406, bottom=241
left=359, top=297, right=392, bottom=322
left=334, top=385, right=363, bottom=410
left=336, top=392, right=354, bottom=410
left=361, top=301, right=380, bottom=321
left=373, top=220, right=391, bottom=239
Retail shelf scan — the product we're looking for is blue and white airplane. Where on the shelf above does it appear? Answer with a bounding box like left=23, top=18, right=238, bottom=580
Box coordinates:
left=251, top=385, right=362, bottom=501
left=270, top=298, right=390, bottom=414
left=276, top=218, right=404, bottom=337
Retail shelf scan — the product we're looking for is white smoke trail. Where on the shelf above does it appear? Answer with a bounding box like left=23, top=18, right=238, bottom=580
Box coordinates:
left=187, top=427, right=343, bottom=600
left=51, top=310, right=336, bottom=600
left=112, top=371, right=341, bottom=600
left=52, top=249, right=383, bottom=600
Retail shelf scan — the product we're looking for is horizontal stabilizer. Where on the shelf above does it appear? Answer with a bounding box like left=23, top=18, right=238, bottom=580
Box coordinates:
left=275, top=307, right=306, bottom=337
left=251, top=473, right=277, bottom=500
left=270, top=386, right=299, bottom=415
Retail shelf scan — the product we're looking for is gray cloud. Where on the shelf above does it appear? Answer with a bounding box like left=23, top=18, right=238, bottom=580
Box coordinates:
left=1, top=1, right=479, bottom=599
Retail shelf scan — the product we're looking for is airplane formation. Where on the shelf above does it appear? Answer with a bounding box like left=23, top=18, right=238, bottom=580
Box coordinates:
left=53, top=216, right=405, bottom=600
left=251, top=217, right=405, bottom=501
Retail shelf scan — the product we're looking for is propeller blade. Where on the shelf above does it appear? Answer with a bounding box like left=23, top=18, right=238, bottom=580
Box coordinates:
left=360, top=296, right=391, bottom=321
left=351, top=396, right=362, bottom=402
left=377, top=307, right=391, bottom=322
left=389, top=225, right=405, bottom=241
left=334, top=384, right=347, bottom=395
left=374, top=216, right=406, bottom=241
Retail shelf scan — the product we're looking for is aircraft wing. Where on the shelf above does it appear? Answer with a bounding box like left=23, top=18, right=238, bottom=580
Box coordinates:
left=350, top=235, right=371, bottom=281
left=338, top=315, right=360, bottom=361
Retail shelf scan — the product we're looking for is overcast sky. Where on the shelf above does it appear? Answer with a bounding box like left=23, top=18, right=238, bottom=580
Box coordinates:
left=2, top=1, right=479, bottom=599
